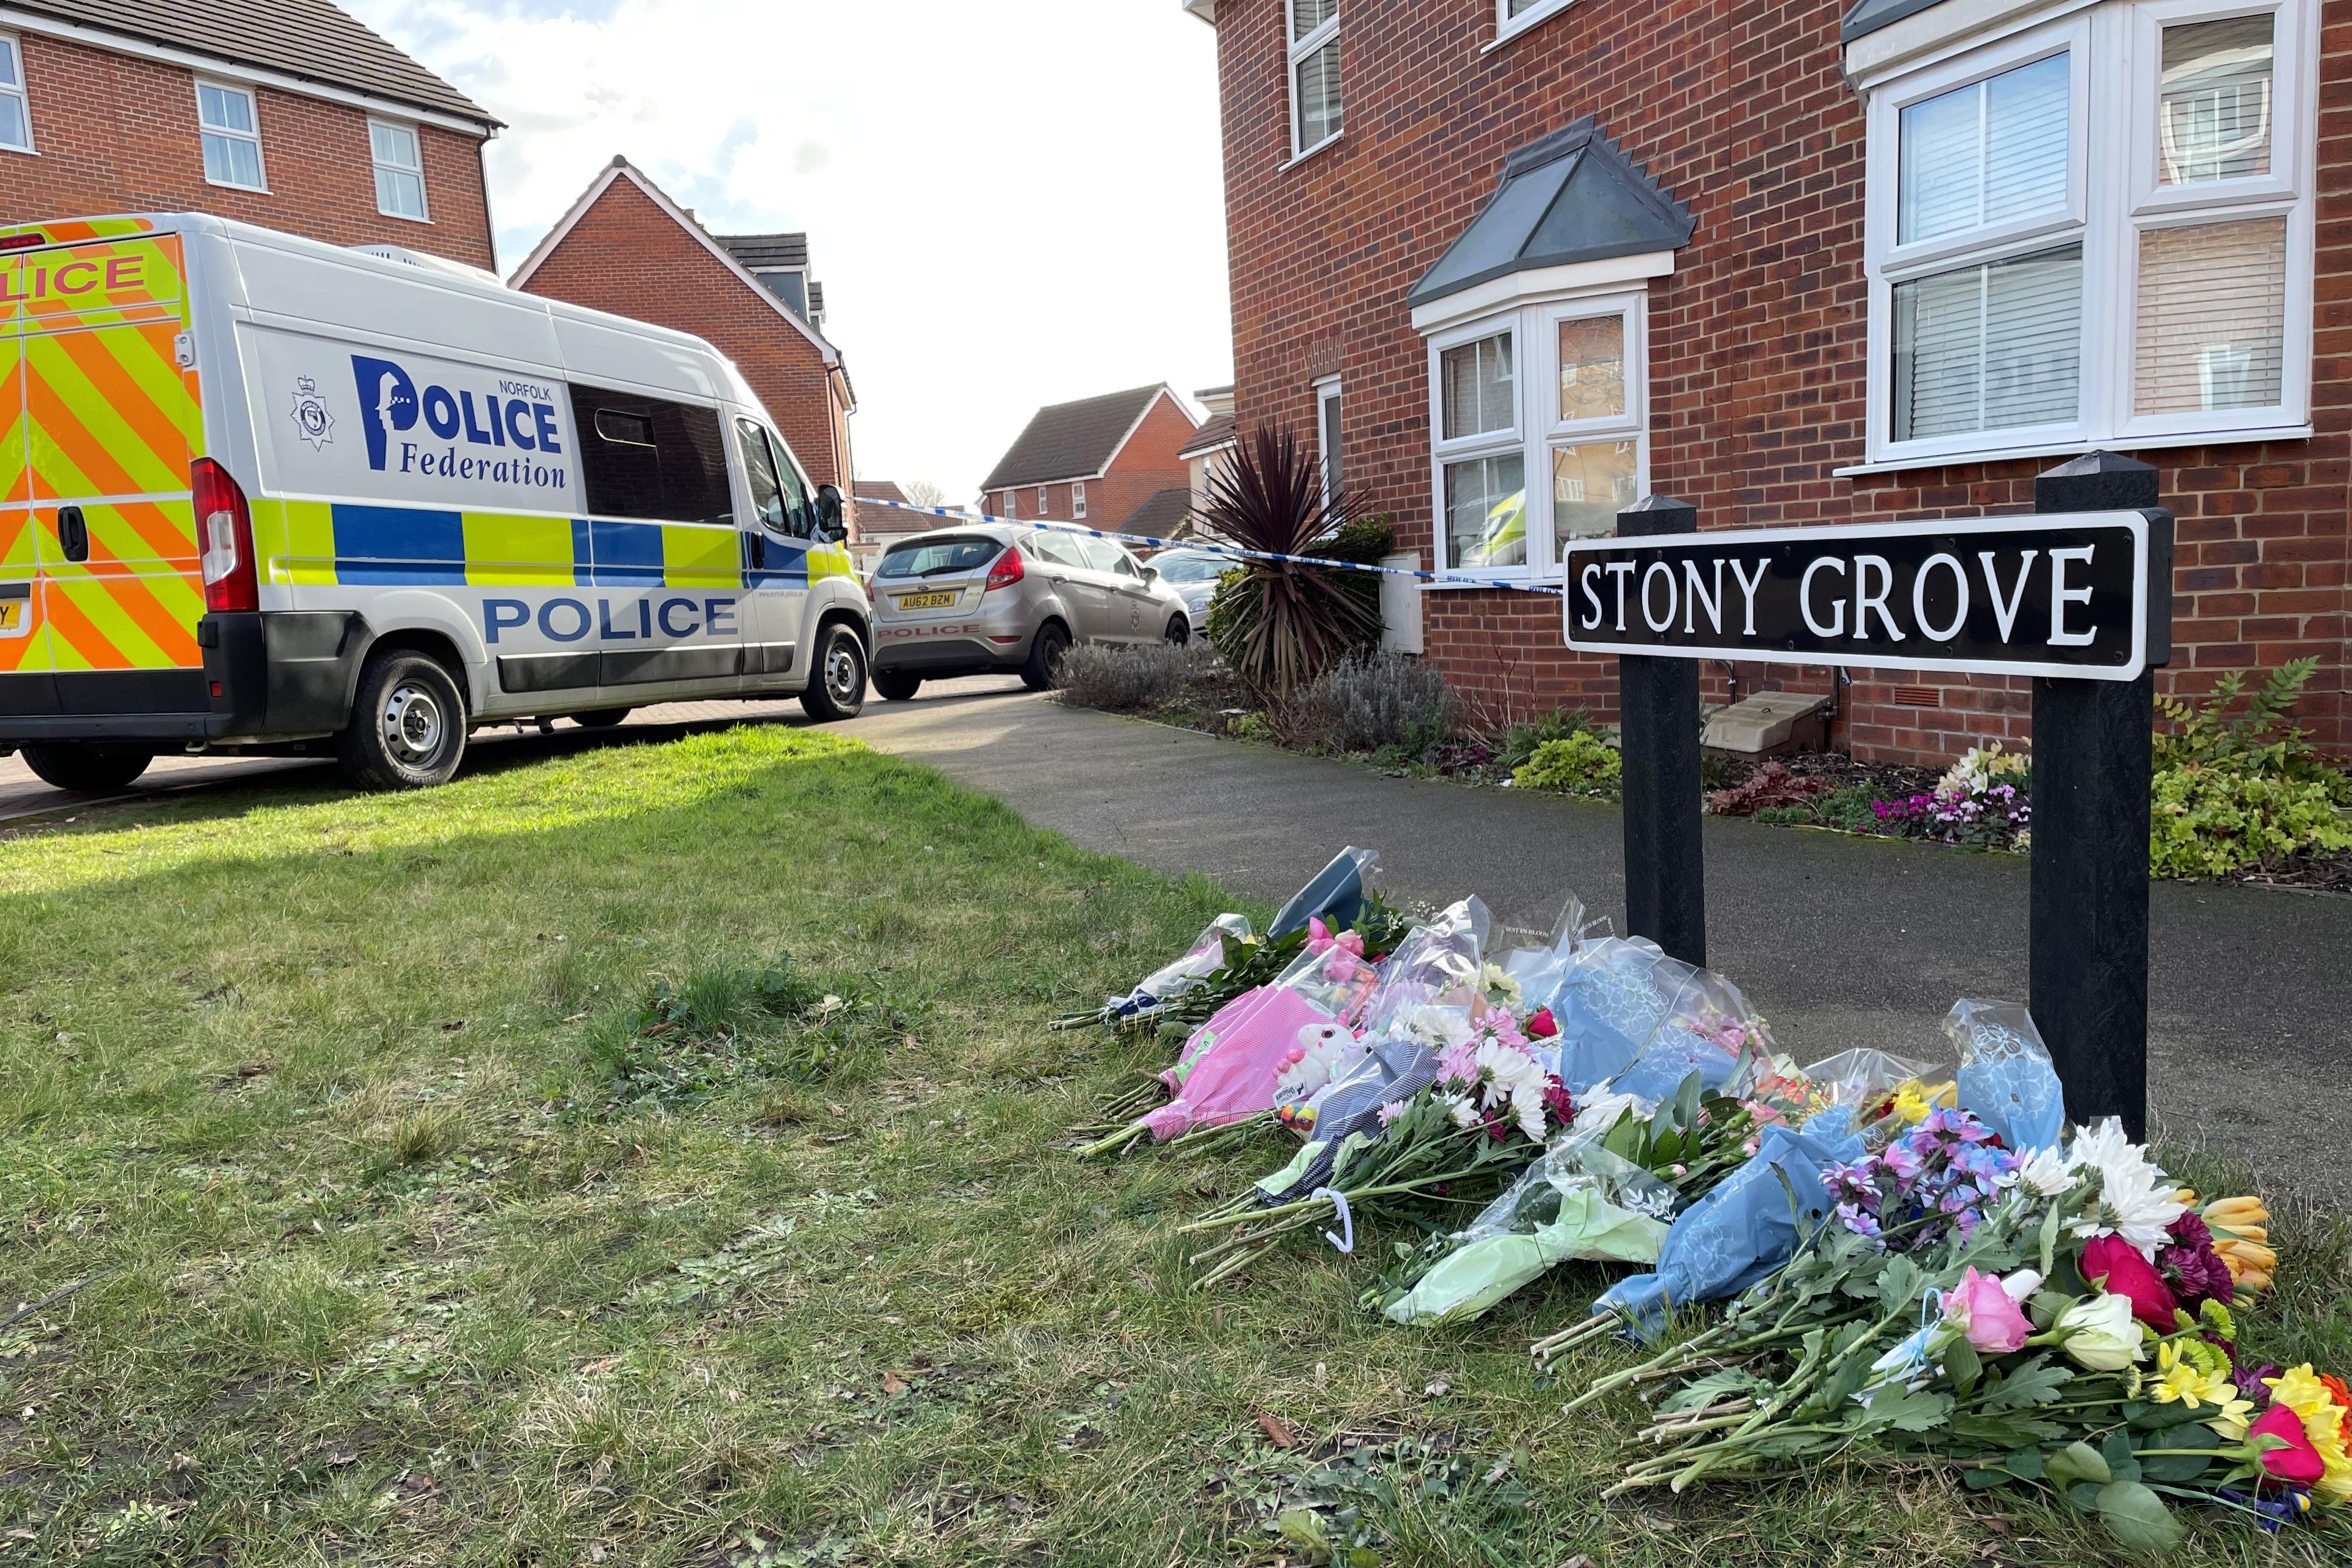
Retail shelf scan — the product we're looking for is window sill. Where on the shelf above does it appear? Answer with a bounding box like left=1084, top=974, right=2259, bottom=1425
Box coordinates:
left=1280, top=132, right=1343, bottom=172
left=1, top=143, right=36, bottom=157
left=1486, top=0, right=1576, bottom=51
left=204, top=177, right=269, bottom=195
left=1423, top=571, right=1550, bottom=590
left=376, top=207, right=434, bottom=225
left=1835, top=424, right=2315, bottom=477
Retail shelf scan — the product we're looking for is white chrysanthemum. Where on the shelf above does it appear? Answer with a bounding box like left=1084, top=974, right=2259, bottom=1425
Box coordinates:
left=1407, top=1005, right=1475, bottom=1051
left=2064, top=1117, right=2187, bottom=1258
left=2006, top=1145, right=2076, bottom=1198
left=1508, top=1082, right=1549, bottom=1142
left=1474, top=1040, right=1545, bottom=1099
left=1445, top=1093, right=1481, bottom=1131
left=1572, top=1090, right=1649, bottom=1136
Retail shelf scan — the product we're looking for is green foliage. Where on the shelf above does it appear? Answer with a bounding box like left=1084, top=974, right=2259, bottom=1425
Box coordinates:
left=1284, top=648, right=1456, bottom=755
left=2155, top=655, right=2332, bottom=779
left=1493, top=706, right=1596, bottom=775
left=1054, top=640, right=1217, bottom=712
left=1811, top=783, right=1884, bottom=832
left=1511, top=732, right=1622, bottom=796
left=1201, top=426, right=1385, bottom=695
left=2149, top=762, right=2352, bottom=878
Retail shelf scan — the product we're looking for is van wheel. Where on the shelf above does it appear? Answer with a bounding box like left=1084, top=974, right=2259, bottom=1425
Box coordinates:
left=873, top=670, right=922, bottom=702
left=572, top=708, right=632, bottom=729
left=338, top=649, right=467, bottom=790
left=799, top=621, right=867, bottom=722
left=19, top=743, right=152, bottom=794
left=1021, top=621, right=1071, bottom=691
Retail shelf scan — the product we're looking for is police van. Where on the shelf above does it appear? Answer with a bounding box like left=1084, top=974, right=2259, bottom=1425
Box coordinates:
left=0, top=212, right=870, bottom=792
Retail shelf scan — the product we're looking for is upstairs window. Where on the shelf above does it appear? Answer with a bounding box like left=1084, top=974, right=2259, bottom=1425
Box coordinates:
left=370, top=120, right=428, bottom=220
left=1, top=36, right=32, bottom=154
left=1072, top=480, right=1087, bottom=519
left=1859, top=0, right=2314, bottom=468
left=1037, top=485, right=1049, bottom=516
left=1287, top=0, right=1341, bottom=159
left=197, top=80, right=265, bottom=191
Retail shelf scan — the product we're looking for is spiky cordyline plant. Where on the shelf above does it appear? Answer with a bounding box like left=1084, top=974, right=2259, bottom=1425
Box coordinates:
left=1200, top=424, right=1381, bottom=697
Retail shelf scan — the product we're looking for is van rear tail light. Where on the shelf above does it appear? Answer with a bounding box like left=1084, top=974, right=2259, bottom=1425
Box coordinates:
left=0, top=232, right=47, bottom=252
left=984, top=545, right=1025, bottom=593
left=193, top=457, right=258, bottom=613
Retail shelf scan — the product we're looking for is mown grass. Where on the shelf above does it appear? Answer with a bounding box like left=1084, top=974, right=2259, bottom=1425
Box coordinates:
left=0, top=723, right=2344, bottom=1567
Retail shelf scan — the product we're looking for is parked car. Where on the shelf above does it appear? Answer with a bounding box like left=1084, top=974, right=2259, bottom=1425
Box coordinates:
left=868, top=525, right=1193, bottom=701
left=1142, top=547, right=1238, bottom=642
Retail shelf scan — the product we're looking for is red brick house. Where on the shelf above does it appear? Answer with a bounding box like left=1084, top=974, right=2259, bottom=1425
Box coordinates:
left=1188, top=0, right=2347, bottom=762
left=0, top=0, right=498, bottom=268
left=981, top=384, right=1201, bottom=538
left=508, top=158, right=861, bottom=531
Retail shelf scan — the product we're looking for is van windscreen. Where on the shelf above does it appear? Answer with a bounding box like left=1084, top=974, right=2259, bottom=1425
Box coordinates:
left=877, top=537, right=1000, bottom=580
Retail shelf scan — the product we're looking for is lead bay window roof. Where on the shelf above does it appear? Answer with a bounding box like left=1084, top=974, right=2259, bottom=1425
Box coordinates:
left=1407, top=119, right=1695, bottom=310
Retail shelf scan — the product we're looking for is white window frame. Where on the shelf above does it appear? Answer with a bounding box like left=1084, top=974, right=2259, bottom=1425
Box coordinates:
left=368, top=118, right=429, bottom=222
left=0, top=34, right=34, bottom=155
left=1494, top=0, right=1578, bottom=48
left=1314, top=376, right=1342, bottom=514
left=1423, top=288, right=1650, bottom=585
left=1854, top=0, right=2315, bottom=472
left=1286, top=0, right=1342, bottom=162
left=1072, top=480, right=1087, bottom=519
left=1002, top=491, right=1018, bottom=519
left=1036, top=485, right=1049, bottom=516
left=194, top=78, right=266, bottom=192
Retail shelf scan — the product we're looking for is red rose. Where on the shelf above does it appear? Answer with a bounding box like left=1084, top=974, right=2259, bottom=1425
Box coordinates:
left=2080, top=1234, right=2180, bottom=1332
left=1525, top=1007, right=1559, bottom=1039
left=2251, top=1404, right=2326, bottom=1489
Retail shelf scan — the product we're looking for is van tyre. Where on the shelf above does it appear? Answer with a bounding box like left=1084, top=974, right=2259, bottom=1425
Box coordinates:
left=338, top=649, right=467, bottom=790
left=873, top=670, right=922, bottom=702
left=799, top=621, right=867, bottom=722
left=1021, top=621, right=1071, bottom=691
left=571, top=708, right=632, bottom=729
left=19, top=743, right=152, bottom=794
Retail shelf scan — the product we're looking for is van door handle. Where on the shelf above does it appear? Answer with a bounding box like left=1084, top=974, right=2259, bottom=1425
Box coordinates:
left=58, top=506, right=88, bottom=564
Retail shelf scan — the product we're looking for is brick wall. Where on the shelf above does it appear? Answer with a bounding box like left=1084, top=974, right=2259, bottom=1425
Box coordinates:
left=1210, top=0, right=2350, bottom=762
left=0, top=31, right=493, bottom=270
left=516, top=175, right=858, bottom=520
left=989, top=394, right=1198, bottom=533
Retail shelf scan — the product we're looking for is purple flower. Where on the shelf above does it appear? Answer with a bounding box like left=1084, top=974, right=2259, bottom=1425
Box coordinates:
left=2217, top=1486, right=2308, bottom=1534
left=2234, top=1361, right=2280, bottom=1407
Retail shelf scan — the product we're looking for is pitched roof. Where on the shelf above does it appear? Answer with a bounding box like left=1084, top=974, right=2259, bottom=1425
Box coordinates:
left=11, top=0, right=497, bottom=125
left=1177, top=412, right=1237, bottom=460
left=1840, top=0, right=1952, bottom=40
left=982, top=384, right=1182, bottom=491
left=1121, top=487, right=1195, bottom=542
left=715, top=233, right=808, bottom=271
left=853, top=481, right=933, bottom=537
left=1408, top=118, right=1693, bottom=309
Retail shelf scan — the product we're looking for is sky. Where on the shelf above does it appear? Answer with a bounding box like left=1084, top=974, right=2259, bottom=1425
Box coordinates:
left=347, top=0, right=1234, bottom=503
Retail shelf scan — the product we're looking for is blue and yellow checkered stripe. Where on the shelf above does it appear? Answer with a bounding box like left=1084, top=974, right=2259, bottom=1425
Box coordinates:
left=253, top=502, right=828, bottom=589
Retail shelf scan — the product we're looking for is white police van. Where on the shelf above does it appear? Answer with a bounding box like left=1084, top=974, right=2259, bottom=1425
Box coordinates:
left=0, top=211, right=868, bottom=792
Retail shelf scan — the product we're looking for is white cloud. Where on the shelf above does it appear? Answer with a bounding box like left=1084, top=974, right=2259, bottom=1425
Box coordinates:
left=348, top=0, right=1233, bottom=502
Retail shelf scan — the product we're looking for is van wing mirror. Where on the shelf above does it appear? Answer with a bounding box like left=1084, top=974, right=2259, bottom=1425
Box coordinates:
left=816, top=484, right=846, bottom=540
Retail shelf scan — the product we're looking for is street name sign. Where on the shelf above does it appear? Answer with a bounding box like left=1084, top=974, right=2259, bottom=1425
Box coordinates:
left=1562, top=513, right=2154, bottom=681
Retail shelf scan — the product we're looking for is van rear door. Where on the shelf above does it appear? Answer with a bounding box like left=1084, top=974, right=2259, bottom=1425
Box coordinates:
left=16, top=228, right=204, bottom=717
left=0, top=249, right=46, bottom=714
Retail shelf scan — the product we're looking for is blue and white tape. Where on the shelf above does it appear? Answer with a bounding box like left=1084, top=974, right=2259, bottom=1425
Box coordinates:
left=853, top=495, right=1564, bottom=597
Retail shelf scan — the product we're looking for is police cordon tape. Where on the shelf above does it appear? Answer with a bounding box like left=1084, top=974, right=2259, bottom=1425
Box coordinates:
left=852, top=496, right=1566, bottom=597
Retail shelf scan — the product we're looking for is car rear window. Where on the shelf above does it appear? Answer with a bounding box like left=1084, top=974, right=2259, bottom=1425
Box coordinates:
left=877, top=537, right=1001, bottom=579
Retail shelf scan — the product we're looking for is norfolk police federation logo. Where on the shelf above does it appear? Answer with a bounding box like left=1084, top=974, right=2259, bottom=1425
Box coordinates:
left=290, top=376, right=335, bottom=450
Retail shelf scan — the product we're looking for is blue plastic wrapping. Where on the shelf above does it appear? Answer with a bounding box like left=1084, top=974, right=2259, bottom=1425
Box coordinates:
left=1269, top=847, right=1380, bottom=941
left=1604, top=965, right=1773, bottom=1103
left=1532, top=937, right=1673, bottom=1094
left=1591, top=1105, right=1866, bottom=1338
left=1947, top=998, right=2066, bottom=1154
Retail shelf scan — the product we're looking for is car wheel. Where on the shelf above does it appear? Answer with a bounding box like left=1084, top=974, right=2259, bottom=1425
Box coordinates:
left=873, top=670, right=922, bottom=702
left=337, top=649, right=468, bottom=790
left=799, top=621, right=868, bottom=722
left=18, top=743, right=153, bottom=794
left=1021, top=621, right=1071, bottom=691
left=1165, top=614, right=1191, bottom=646
left=571, top=708, right=632, bottom=729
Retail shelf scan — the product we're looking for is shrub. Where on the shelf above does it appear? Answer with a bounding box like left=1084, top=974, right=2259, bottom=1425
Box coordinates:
left=2155, top=656, right=2332, bottom=780
left=1512, top=733, right=1622, bottom=795
left=1282, top=649, right=1457, bottom=755
left=1813, top=784, right=1883, bottom=832
left=1705, top=761, right=1828, bottom=817
left=1200, top=424, right=1383, bottom=695
left=2150, top=764, right=2352, bottom=878
left=1493, top=706, right=1597, bottom=775
left=1054, top=640, right=1216, bottom=712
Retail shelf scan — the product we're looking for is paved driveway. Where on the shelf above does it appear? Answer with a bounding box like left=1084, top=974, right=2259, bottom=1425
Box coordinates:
left=8, top=677, right=2345, bottom=1202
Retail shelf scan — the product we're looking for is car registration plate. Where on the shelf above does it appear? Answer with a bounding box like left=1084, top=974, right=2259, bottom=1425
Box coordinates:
left=897, top=590, right=958, bottom=611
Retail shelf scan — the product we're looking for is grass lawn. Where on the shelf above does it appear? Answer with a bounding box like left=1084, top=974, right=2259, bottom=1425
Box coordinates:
left=1, top=724, right=2345, bottom=1567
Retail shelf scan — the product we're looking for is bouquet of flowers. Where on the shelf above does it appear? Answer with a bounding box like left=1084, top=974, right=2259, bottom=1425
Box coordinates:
left=1556, top=1107, right=2333, bottom=1550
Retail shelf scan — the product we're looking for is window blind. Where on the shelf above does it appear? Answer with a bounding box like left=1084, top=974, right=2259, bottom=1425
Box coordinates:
left=1441, top=332, right=1515, bottom=440
left=2134, top=218, right=2286, bottom=414
left=1899, top=54, right=2069, bottom=245
left=1892, top=244, right=2082, bottom=440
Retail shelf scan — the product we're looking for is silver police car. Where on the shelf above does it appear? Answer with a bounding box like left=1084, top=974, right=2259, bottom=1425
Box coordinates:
left=867, top=524, right=1196, bottom=701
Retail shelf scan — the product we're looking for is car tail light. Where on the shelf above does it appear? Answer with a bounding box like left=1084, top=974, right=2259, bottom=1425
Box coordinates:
left=984, top=545, right=1026, bottom=593
left=194, top=457, right=258, bottom=613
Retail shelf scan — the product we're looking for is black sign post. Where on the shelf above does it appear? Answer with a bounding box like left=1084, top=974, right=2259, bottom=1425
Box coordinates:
left=1577, top=457, right=2171, bottom=1133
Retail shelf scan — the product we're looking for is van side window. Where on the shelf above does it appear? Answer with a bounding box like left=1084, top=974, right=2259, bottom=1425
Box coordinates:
left=570, top=385, right=733, bottom=524
left=734, top=418, right=813, bottom=538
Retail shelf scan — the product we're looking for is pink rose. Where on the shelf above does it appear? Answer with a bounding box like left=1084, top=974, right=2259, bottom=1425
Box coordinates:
left=1940, top=1266, right=2032, bottom=1355
left=2081, top=1235, right=2180, bottom=1332
left=2251, top=1404, right=2326, bottom=1489
left=1306, top=917, right=1336, bottom=955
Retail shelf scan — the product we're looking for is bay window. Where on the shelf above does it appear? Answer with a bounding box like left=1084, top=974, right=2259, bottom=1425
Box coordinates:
left=1287, top=0, right=1340, bottom=159
left=1426, top=293, right=1647, bottom=580
left=1856, top=0, right=2313, bottom=468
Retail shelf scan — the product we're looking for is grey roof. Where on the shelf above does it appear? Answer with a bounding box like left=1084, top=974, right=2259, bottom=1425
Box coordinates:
left=716, top=233, right=809, bottom=271
left=982, top=384, right=1172, bottom=491
left=1842, top=0, right=1951, bottom=40
left=808, top=282, right=825, bottom=319
left=1178, top=411, right=1236, bottom=460
left=12, top=0, right=496, bottom=124
left=1407, top=118, right=1693, bottom=309
left=1121, top=487, right=1195, bottom=541
left=853, top=481, right=930, bottom=536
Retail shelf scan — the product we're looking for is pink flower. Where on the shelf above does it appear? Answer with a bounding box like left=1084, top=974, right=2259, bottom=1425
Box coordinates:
left=2082, top=1234, right=2180, bottom=1332
left=1376, top=1100, right=1406, bottom=1127
left=2251, top=1403, right=2326, bottom=1489
left=1436, top=1041, right=1479, bottom=1088
left=1306, top=918, right=1363, bottom=960
left=1940, top=1266, right=2032, bottom=1355
left=1525, top=1007, right=1558, bottom=1039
